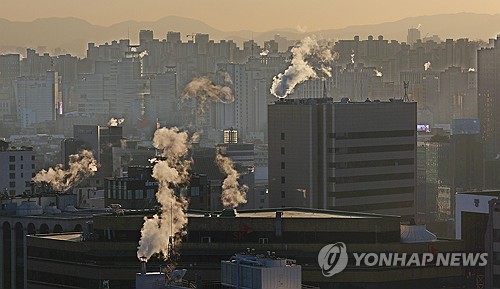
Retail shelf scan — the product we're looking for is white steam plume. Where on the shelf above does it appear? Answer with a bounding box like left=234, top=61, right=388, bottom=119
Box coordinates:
left=270, top=36, right=337, bottom=98
left=108, top=117, right=124, bottom=126
left=181, top=77, right=234, bottom=112
left=33, top=150, right=99, bottom=191
left=222, top=71, right=233, bottom=85
left=374, top=69, right=383, bottom=77
left=468, top=68, right=476, bottom=72
left=137, top=127, right=194, bottom=262
left=260, top=49, right=269, bottom=56
left=416, top=24, right=422, bottom=30
left=215, top=153, right=248, bottom=208
left=424, top=61, right=431, bottom=71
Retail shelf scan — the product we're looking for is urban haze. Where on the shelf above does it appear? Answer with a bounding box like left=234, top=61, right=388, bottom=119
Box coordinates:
left=0, top=2, right=499, bottom=289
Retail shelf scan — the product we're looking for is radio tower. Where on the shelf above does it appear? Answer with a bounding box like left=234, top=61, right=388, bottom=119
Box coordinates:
left=402, top=81, right=410, bottom=102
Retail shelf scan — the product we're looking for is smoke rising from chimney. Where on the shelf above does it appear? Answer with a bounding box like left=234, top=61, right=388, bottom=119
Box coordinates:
left=108, top=117, right=124, bottom=126
left=215, top=153, right=248, bottom=208
left=33, top=150, right=99, bottom=191
left=181, top=76, right=234, bottom=112
left=374, top=69, right=383, bottom=77
left=137, top=127, right=194, bottom=262
left=424, top=61, right=431, bottom=71
left=270, top=36, right=337, bottom=98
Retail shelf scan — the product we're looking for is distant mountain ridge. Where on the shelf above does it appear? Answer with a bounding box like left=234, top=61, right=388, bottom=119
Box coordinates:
left=0, top=13, right=498, bottom=57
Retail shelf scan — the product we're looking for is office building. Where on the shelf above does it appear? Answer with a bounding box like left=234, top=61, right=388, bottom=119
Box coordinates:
left=14, top=71, right=59, bottom=128
left=0, top=140, right=35, bottom=196
left=0, top=54, right=20, bottom=87
left=451, top=119, right=483, bottom=192
left=455, top=190, right=500, bottom=289
left=478, top=36, right=500, bottom=161
left=268, top=98, right=417, bottom=219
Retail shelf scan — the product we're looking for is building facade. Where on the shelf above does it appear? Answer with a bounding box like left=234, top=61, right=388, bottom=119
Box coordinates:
left=0, top=140, right=35, bottom=196
left=268, top=98, right=417, bottom=219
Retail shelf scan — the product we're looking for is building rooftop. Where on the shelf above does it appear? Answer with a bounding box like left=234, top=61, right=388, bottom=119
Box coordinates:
left=186, top=207, right=399, bottom=219
left=457, top=190, right=500, bottom=197
left=33, top=233, right=83, bottom=242
left=272, top=97, right=414, bottom=105
left=8, top=209, right=110, bottom=220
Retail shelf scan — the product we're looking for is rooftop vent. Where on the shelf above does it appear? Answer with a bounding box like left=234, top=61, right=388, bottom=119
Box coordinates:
left=400, top=224, right=437, bottom=243
left=220, top=208, right=237, bottom=217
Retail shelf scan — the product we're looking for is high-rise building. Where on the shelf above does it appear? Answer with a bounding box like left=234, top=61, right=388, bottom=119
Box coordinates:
left=0, top=140, right=35, bottom=196
left=268, top=98, right=417, bottom=219
left=146, top=67, right=178, bottom=127
left=451, top=119, right=483, bottom=192
left=477, top=36, right=500, bottom=189
left=0, top=54, right=20, bottom=87
left=14, top=71, right=59, bottom=128
left=407, top=28, right=421, bottom=47
left=139, top=30, right=154, bottom=48
left=478, top=36, right=500, bottom=161
left=416, top=137, right=451, bottom=224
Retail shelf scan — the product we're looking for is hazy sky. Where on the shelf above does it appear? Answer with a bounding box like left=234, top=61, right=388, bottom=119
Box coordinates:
left=3, top=0, right=500, bottom=31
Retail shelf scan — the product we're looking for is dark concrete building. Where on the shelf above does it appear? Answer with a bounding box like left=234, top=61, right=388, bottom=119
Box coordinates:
left=26, top=208, right=463, bottom=289
left=268, top=98, right=417, bottom=219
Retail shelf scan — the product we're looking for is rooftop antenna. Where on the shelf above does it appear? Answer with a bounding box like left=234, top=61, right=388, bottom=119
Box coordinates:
left=251, top=32, right=254, bottom=57
left=402, top=81, right=410, bottom=102
left=323, top=81, right=327, bottom=98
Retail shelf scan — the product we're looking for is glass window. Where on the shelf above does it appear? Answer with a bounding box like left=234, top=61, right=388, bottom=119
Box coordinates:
left=191, top=187, right=200, bottom=196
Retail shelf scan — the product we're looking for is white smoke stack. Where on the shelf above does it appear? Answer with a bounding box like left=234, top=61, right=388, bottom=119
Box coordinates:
left=33, top=150, right=99, bottom=191
left=416, top=24, right=422, bottom=30
left=270, top=36, right=337, bottom=99
left=181, top=76, right=234, bottom=112
left=215, top=153, right=248, bottom=208
left=468, top=68, right=476, bottom=72
left=374, top=69, right=383, bottom=77
left=424, top=61, right=431, bottom=71
left=260, top=49, right=269, bottom=56
left=351, top=51, right=355, bottom=64
left=108, top=117, right=124, bottom=126
left=136, top=127, right=194, bottom=262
